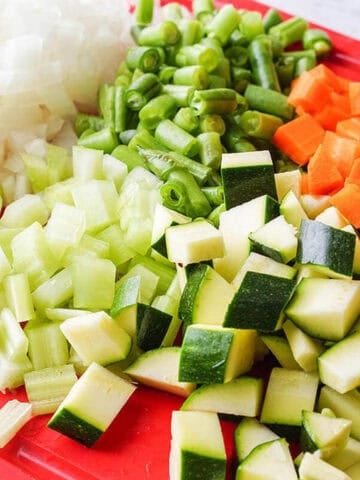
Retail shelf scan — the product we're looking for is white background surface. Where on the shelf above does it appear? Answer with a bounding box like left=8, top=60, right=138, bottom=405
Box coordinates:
left=257, top=0, right=360, bottom=40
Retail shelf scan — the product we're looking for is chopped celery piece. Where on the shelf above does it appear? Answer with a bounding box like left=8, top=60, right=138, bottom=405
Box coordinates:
left=102, top=154, right=128, bottom=191
left=45, top=203, right=86, bottom=259
left=21, top=153, right=50, bottom=193
left=0, top=247, right=12, bottom=282
left=24, top=364, right=78, bottom=415
left=0, top=400, right=32, bottom=447
left=45, top=308, right=89, bottom=323
left=0, top=308, right=29, bottom=360
left=63, top=234, right=110, bottom=266
left=0, top=194, right=49, bottom=228
left=71, top=179, right=119, bottom=233
left=41, top=178, right=77, bottom=210
left=0, top=228, right=21, bottom=262
left=72, top=146, right=104, bottom=181
left=0, top=355, right=33, bottom=392
left=110, top=275, right=141, bottom=339
left=25, top=321, right=69, bottom=370
left=128, top=255, right=176, bottom=295
left=71, top=256, right=116, bottom=310
left=117, top=264, right=160, bottom=305
left=32, top=268, right=73, bottom=312
left=4, top=274, right=35, bottom=322
left=118, top=167, right=162, bottom=255
left=11, top=222, right=59, bottom=290
left=68, top=346, right=89, bottom=376
left=96, top=224, right=136, bottom=266
left=46, top=144, right=72, bottom=185
left=60, top=311, right=132, bottom=366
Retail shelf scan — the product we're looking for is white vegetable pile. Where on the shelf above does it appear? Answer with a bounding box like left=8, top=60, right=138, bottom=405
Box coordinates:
left=0, top=0, right=133, bottom=203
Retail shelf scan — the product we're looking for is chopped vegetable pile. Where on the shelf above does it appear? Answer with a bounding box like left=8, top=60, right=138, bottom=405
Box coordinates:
left=0, top=0, right=360, bottom=479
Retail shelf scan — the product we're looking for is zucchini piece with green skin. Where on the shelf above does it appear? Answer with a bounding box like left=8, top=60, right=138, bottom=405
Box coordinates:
left=179, top=324, right=256, bottom=384
left=48, top=363, right=136, bottom=447
left=181, top=376, right=263, bottom=416
left=297, top=219, right=356, bottom=279
left=298, top=452, right=351, bottom=480
left=343, top=224, right=360, bottom=279
left=214, top=194, right=279, bottom=282
left=318, top=331, right=360, bottom=394
left=300, top=410, right=352, bottom=459
left=328, top=436, right=360, bottom=471
left=234, top=417, right=279, bottom=462
left=165, top=219, right=225, bottom=266
left=260, top=367, right=319, bottom=439
left=260, top=334, right=300, bottom=370
left=136, top=303, right=172, bottom=351
left=318, top=387, right=360, bottom=441
left=178, top=263, right=235, bottom=331
left=274, top=169, right=302, bottom=202
left=125, top=347, right=195, bottom=397
left=169, top=410, right=226, bottom=480
left=282, top=319, right=324, bottom=372
left=236, top=438, right=298, bottom=480
left=249, top=215, right=298, bottom=264
left=60, top=311, right=132, bottom=366
left=224, top=271, right=296, bottom=332
left=280, top=189, right=308, bottom=229
left=345, top=462, right=360, bottom=478
left=285, top=277, right=360, bottom=342
left=221, top=150, right=277, bottom=209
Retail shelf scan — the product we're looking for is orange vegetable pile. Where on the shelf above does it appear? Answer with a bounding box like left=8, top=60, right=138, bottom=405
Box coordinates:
left=272, top=64, right=360, bottom=228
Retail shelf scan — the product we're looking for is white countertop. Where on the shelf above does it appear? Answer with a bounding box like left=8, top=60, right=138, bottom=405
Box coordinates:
left=257, top=0, right=360, bottom=40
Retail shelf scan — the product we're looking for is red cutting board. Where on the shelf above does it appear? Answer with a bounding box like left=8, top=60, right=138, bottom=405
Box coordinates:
left=1, top=1, right=360, bottom=479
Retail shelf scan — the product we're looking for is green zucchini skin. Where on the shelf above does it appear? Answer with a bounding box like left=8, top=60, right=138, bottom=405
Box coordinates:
left=297, top=219, right=356, bottom=279
left=224, top=271, right=296, bottom=331
left=136, top=303, right=172, bottom=351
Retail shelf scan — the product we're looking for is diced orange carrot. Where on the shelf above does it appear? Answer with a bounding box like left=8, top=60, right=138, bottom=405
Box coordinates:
left=310, top=64, right=349, bottom=93
left=330, top=183, right=360, bottom=228
left=287, top=71, right=333, bottom=113
left=331, top=91, right=351, bottom=114
left=349, top=82, right=360, bottom=116
left=295, top=105, right=307, bottom=116
left=321, top=131, right=360, bottom=178
left=314, top=104, right=349, bottom=131
left=307, top=144, right=344, bottom=195
left=300, top=172, right=309, bottom=194
left=346, top=157, right=360, bottom=186
left=336, top=117, right=360, bottom=141
left=272, top=113, right=325, bottom=166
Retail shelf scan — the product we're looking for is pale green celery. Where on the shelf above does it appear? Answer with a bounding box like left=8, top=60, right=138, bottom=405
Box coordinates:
left=0, top=194, right=49, bottom=228
left=71, top=180, right=119, bottom=233
left=72, top=146, right=104, bottom=181
left=0, top=246, right=12, bottom=282
left=128, top=255, right=175, bottom=296
left=71, top=256, right=116, bottom=310
left=102, top=154, right=128, bottom=192
left=46, top=144, right=72, bottom=186
left=4, top=274, right=34, bottom=323
left=116, top=264, right=160, bottom=305
left=0, top=400, right=32, bottom=447
left=25, top=321, right=69, bottom=370
left=118, top=168, right=162, bottom=256
left=68, top=346, right=89, bottom=376
left=22, top=153, right=49, bottom=193
left=0, top=228, right=21, bottom=262
left=45, top=308, right=90, bottom=323
left=0, top=308, right=29, bottom=360
left=32, top=268, right=73, bottom=312
left=96, top=224, right=136, bottom=267
left=11, top=222, right=59, bottom=290
left=40, top=178, right=78, bottom=210
left=62, top=234, right=110, bottom=267
left=0, top=354, right=33, bottom=391
left=24, top=364, right=78, bottom=415
left=44, top=202, right=86, bottom=259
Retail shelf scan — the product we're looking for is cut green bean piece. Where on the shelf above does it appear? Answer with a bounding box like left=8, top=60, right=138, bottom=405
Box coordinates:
left=139, top=94, right=178, bottom=130
left=294, top=55, right=317, bottom=77
left=205, top=4, right=241, bottom=45
left=126, top=73, right=162, bottom=111
left=211, top=58, right=231, bottom=87
left=128, top=129, right=168, bottom=152
left=240, top=10, right=265, bottom=42
left=74, top=114, right=104, bottom=137
left=159, top=65, right=177, bottom=83
left=269, top=17, right=308, bottom=48
left=173, top=65, right=209, bottom=90
left=162, top=84, right=195, bottom=107
left=77, top=127, right=118, bottom=154
left=179, top=19, right=204, bottom=46
left=176, top=44, right=219, bottom=73
left=223, top=127, right=256, bottom=153
left=231, top=67, right=252, bottom=93
left=275, top=56, right=295, bottom=89
left=138, top=20, right=181, bottom=47
left=126, top=46, right=163, bottom=73
left=112, top=145, right=147, bottom=171
left=197, top=132, right=223, bottom=169
left=173, top=107, right=200, bottom=134
left=190, top=88, right=238, bottom=115
left=136, top=0, right=154, bottom=25
left=192, top=0, right=215, bottom=17
left=119, top=129, right=136, bottom=145
left=201, top=185, right=224, bottom=206
left=262, top=8, right=283, bottom=32
left=114, top=86, right=127, bottom=133
left=302, top=28, right=333, bottom=58
left=161, top=2, right=183, bottom=21
left=208, top=74, right=227, bottom=89
left=155, top=119, right=199, bottom=157
left=207, top=202, right=225, bottom=228
left=199, top=114, right=226, bottom=136
left=244, top=84, right=294, bottom=120
left=98, top=84, right=115, bottom=128
left=239, top=110, right=283, bottom=140
left=224, top=46, right=249, bottom=68
left=248, top=35, right=281, bottom=91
